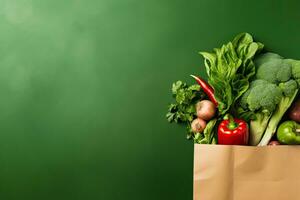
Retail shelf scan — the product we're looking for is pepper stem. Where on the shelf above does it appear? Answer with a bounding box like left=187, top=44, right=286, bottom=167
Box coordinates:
left=227, top=115, right=237, bottom=130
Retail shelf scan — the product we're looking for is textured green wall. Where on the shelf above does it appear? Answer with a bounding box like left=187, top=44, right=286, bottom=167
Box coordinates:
left=0, top=0, right=299, bottom=199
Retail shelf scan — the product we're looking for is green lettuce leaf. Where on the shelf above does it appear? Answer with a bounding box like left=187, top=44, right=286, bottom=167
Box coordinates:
left=200, top=33, right=263, bottom=115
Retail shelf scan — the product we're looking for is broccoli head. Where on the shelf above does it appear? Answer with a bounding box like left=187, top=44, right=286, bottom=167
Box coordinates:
left=285, top=59, right=300, bottom=85
left=279, top=80, right=298, bottom=97
left=255, top=53, right=292, bottom=84
left=254, top=52, right=282, bottom=66
left=240, top=80, right=282, bottom=112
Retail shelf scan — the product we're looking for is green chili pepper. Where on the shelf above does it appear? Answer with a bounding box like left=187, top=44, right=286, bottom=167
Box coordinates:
left=277, top=121, right=300, bottom=145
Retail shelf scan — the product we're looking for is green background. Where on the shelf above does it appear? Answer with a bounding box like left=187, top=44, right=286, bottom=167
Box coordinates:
left=0, top=0, right=299, bottom=199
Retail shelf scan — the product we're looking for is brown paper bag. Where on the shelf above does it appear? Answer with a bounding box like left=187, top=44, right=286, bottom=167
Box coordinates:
left=194, top=144, right=300, bottom=200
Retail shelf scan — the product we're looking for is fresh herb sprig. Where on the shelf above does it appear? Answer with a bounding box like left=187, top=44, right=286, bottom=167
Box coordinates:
left=166, top=80, right=206, bottom=139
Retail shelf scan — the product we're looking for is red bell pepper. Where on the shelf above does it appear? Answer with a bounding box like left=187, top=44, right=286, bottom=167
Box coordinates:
left=218, top=115, right=249, bottom=145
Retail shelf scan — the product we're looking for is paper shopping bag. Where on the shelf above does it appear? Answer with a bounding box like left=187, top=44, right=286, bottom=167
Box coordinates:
left=194, top=144, right=300, bottom=200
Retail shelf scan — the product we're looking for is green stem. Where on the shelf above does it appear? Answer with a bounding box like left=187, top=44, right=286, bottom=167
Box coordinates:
left=227, top=115, right=237, bottom=130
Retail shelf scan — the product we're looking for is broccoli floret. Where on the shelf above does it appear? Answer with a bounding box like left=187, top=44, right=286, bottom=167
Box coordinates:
left=255, top=53, right=292, bottom=83
left=254, top=52, right=282, bottom=66
left=240, top=90, right=250, bottom=110
left=279, top=80, right=298, bottom=97
left=241, top=80, right=282, bottom=112
left=292, top=63, right=300, bottom=84
left=286, top=59, right=300, bottom=85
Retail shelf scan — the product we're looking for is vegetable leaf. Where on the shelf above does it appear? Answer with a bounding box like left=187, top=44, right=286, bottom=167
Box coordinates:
left=200, top=33, right=264, bottom=115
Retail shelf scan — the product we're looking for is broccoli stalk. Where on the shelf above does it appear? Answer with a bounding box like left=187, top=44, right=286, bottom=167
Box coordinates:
left=249, top=111, right=271, bottom=145
left=258, top=88, right=299, bottom=146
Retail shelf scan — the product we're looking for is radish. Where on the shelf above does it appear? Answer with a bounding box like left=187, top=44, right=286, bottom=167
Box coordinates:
left=191, top=118, right=207, bottom=133
left=196, top=100, right=216, bottom=121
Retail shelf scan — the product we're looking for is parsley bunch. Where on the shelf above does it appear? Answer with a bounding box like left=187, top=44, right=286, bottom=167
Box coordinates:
left=166, top=81, right=206, bottom=139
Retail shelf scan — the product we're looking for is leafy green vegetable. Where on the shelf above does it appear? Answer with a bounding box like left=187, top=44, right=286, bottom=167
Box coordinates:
left=194, top=118, right=218, bottom=144
left=239, top=53, right=300, bottom=146
left=166, top=81, right=204, bottom=123
left=200, top=33, right=264, bottom=115
left=166, top=80, right=206, bottom=139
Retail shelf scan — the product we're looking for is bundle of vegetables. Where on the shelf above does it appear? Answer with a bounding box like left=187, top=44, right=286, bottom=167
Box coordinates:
left=166, top=80, right=217, bottom=143
left=239, top=53, right=300, bottom=145
left=166, top=33, right=300, bottom=146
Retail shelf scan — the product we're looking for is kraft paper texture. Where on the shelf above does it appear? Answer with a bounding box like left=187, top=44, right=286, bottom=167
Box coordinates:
left=194, top=144, right=300, bottom=200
